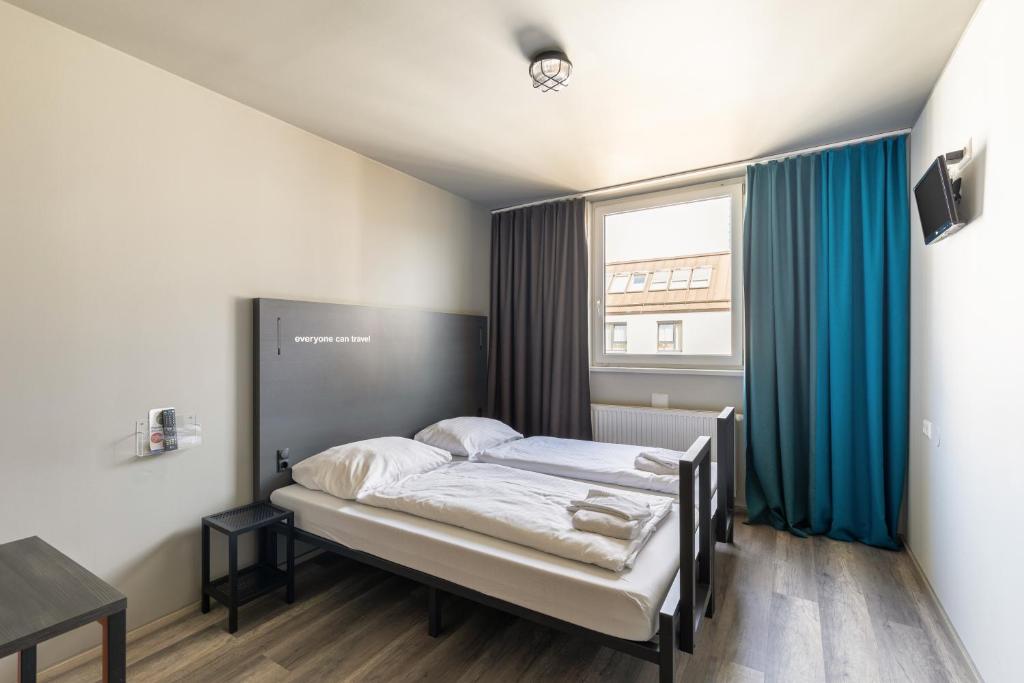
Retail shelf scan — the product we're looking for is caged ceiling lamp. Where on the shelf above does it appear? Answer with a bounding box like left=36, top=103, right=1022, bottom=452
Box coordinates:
left=529, top=50, right=572, bottom=92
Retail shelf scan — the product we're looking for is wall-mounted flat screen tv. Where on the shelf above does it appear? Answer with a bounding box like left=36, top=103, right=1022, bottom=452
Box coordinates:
left=914, top=156, right=965, bottom=244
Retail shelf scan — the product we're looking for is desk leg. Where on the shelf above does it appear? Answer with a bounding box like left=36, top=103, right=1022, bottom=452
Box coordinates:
left=228, top=534, right=239, bottom=633
left=17, top=645, right=36, bottom=683
left=201, top=524, right=210, bottom=613
left=101, top=610, right=126, bottom=683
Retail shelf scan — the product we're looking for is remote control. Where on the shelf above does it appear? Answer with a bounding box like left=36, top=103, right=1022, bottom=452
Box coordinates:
left=162, top=408, right=178, bottom=451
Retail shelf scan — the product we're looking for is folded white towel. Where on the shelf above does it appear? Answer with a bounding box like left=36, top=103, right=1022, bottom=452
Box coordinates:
left=572, top=509, right=641, bottom=540
left=634, top=456, right=675, bottom=475
left=634, top=448, right=684, bottom=475
left=567, top=488, right=652, bottom=521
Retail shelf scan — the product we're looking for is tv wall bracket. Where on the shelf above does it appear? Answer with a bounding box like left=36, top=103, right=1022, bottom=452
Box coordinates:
left=943, top=144, right=971, bottom=204
left=944, top=138, right=972, bottom=169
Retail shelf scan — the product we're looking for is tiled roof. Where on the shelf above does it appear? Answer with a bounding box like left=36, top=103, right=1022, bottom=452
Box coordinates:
left=605, top=251, right=730, bottom=314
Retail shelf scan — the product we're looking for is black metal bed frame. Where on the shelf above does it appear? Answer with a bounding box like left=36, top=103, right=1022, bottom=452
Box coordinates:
left=251, top=299, right=738, bottom=681
left=276, top=434, right=715, bottom=683
left=717, top=406, right=737, bottom=544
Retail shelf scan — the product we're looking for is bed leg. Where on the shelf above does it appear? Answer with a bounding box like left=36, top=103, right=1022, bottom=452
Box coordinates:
left=679, top=455, right=697, bottom=655
left=698, top=452, right=713, bottom=623
left=658, top=611, right=676, bottom=683
left=679, top=615, right=694, bottom=654
left=427, top=586, right=442, bottom=637
left=705, top=535, right=716, bottom=619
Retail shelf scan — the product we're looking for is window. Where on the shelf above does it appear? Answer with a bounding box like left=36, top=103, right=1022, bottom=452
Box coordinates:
left=669, top=267, right=691, bottom=290
left=608, top=273, right=628, bottom=293
left=626, top=272, right=648, bottom=292
left=591, top=179, right=743, bottom=369
left=605, top=322, right=627, bottom=352
left=690, top=266, right=712, bottom=289
left=657, top=321, right=682, bottom=352
left=649, top=270, right=670, bottom=291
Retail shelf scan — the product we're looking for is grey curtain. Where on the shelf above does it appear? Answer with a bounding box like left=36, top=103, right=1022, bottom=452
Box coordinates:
left=487, top=198, right=592, bottom=439
left=744, top=155, right=820, bottom=533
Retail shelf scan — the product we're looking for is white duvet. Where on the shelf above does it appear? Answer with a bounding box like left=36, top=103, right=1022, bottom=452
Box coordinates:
left=356, top=462, right=673, bottom=572
left=472, top=436, right=717, bottom=496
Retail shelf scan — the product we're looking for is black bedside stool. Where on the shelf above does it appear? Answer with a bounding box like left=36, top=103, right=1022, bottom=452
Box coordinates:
left=201, top=501, right=295, bottom=633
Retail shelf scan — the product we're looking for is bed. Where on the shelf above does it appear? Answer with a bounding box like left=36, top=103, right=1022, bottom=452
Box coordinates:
left=469, top=407, right=737, bottom=544
left=252, top=298, right=716, bottom=682
left=273, top=474, right=685, bottom=642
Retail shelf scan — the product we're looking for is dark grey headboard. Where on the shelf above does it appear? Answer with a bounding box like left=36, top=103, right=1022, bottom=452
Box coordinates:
left=253, top=298, right=486, bottom=501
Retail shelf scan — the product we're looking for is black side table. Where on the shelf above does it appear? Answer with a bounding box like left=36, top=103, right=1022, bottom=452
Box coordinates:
left=201, top=501, right=294, bottom=633
left=0, top=537, right=126, bottom=683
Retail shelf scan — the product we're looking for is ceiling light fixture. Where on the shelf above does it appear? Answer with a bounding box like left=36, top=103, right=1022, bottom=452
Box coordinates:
left=529, top=50, right=572, bottom=92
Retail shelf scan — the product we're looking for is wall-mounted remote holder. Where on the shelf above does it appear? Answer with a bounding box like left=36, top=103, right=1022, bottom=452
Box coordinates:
left=135, top=411, right=202, bottom=458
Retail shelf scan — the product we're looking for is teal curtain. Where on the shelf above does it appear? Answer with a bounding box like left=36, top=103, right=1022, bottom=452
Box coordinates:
left=744, top=136, right=909, bottom=549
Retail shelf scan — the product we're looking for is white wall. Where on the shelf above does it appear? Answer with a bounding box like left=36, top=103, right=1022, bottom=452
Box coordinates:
left=606, top=311, right=731, bottom=356
left=0, top=2, right=488, bottom=677
left=907, top=1, right=1023, bottom=680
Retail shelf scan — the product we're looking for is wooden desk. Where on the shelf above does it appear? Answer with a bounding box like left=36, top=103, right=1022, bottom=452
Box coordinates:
left=0, top=537, right=127, bottom=683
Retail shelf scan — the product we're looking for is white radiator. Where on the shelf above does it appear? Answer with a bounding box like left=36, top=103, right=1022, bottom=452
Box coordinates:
left=590, top=403, right=720, bottom=460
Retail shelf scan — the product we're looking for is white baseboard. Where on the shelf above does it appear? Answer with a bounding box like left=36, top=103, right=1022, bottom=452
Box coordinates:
left=903, top=543, right=983, bottom=682
left=38, top=601, right=201, bottom=679
left=39, top=549, right=324, bottom=678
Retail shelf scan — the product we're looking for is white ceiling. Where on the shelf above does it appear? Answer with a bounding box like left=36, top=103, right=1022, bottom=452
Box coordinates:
left=10, top=0, right=979, bottom=208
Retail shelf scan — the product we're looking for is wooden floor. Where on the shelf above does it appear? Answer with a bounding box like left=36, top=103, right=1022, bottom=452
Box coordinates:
left=43, top=515, right=977, bottom=682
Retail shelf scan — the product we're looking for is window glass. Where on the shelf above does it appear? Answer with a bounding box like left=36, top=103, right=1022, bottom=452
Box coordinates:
left=593, top=183, right=741, bottom=366
left=669, top=268, right=691, bottom=290
left=608, top=273, right=628, bottom=293
left=690, top=266, right=712, bottom=289
left=649, top=270, right=670, bottom=291
left=626, top=272, right=648, bottom=292
left=657, top=321, right=682, bottom=352
left=605, top=322, right=627, bottom=352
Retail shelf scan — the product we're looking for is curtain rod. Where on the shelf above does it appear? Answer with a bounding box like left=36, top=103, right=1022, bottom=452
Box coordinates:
left=490, top=127, right=911, bottom=214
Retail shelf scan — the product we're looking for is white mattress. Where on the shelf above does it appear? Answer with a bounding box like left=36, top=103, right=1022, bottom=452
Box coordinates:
left=471, top=436, right=718, bottom=498
left=452, top=453, right=718, bottom=512
left=271, top=483, right=687, bottom=641
left=452, top=454, right=718, bottom=519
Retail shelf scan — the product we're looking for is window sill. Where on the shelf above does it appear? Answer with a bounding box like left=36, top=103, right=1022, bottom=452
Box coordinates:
left=590, top=366, right=744, bottom=377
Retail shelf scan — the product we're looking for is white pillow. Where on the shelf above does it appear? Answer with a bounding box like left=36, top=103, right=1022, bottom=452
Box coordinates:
left=291, top=436, right=450, bottom=500
left=414, top=416, right=523, bottom=457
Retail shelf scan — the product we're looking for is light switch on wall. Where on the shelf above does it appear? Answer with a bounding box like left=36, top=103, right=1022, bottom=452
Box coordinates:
left=922, top=419, right=933, bottom=439
left=651, top=393, right=669, bottom=409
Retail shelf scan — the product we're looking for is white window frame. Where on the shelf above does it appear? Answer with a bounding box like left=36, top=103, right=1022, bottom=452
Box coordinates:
left=626, top=272, right=649, bottom=292
left=669, top=267, right=692, bottom=290
left=656, top=320, right=682, bottom=352
left=607, top=272, right=628, bottom=293
left=605, top=322, right=628, bottom=353
left=649, top=269, right=670, bottom=291
left=689, top=266, right=712, bottom=289
left=590, top=178, right=744, bottom=371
